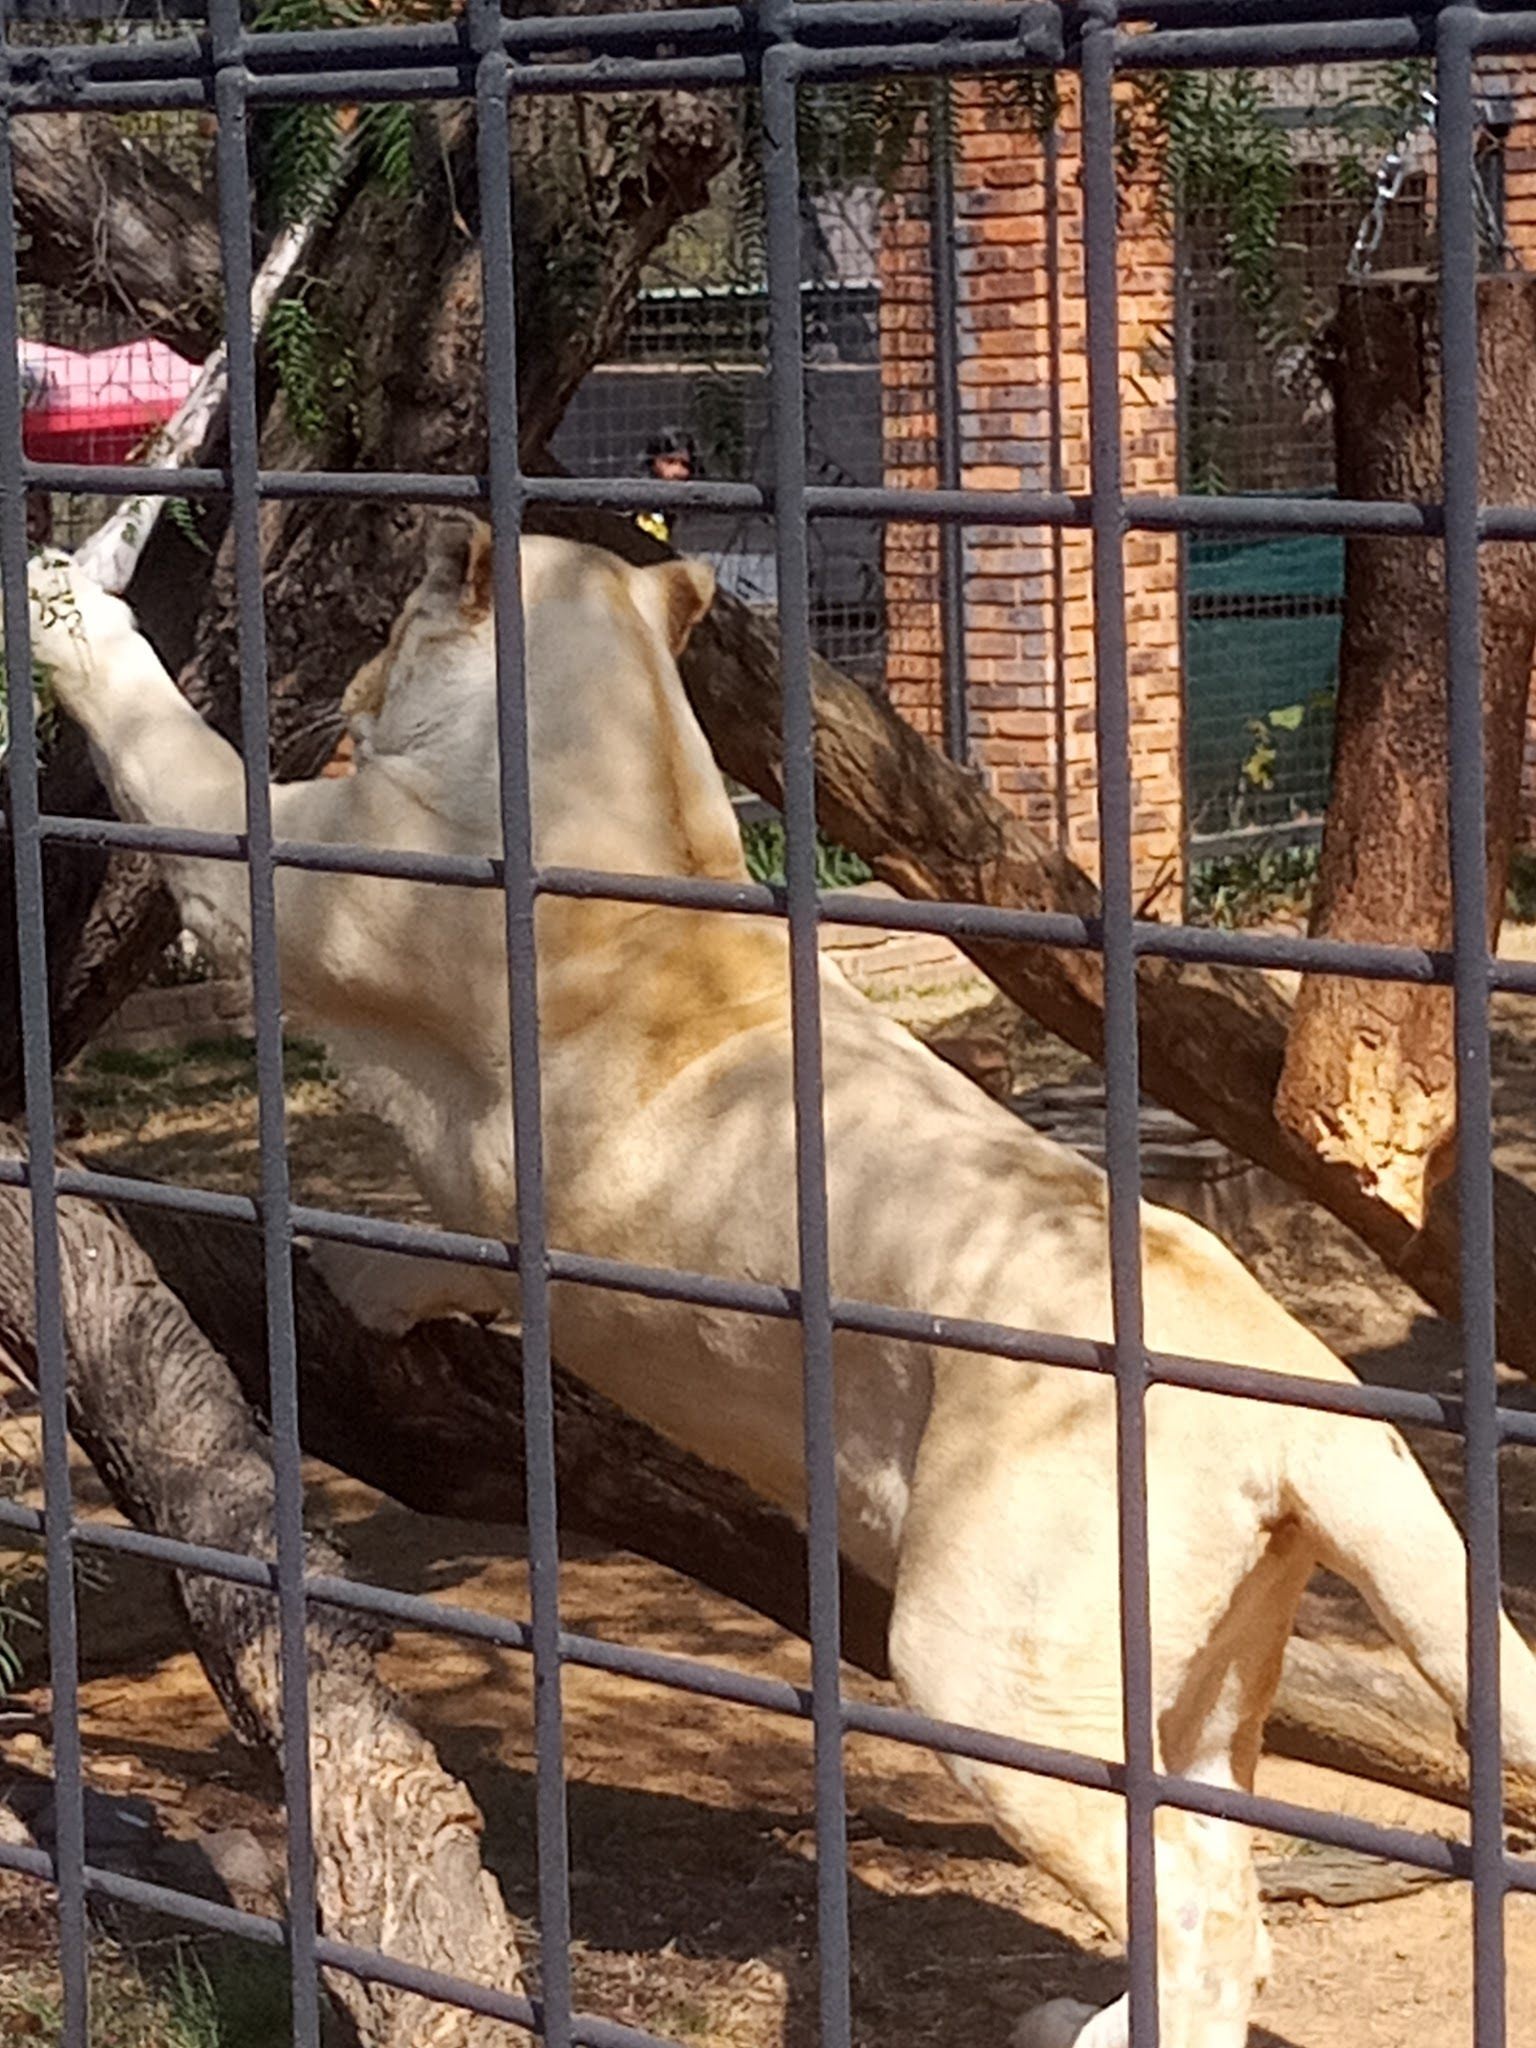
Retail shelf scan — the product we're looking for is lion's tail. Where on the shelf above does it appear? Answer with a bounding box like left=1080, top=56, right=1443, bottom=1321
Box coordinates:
left=1282, top=1414, right=1536, bottom=1785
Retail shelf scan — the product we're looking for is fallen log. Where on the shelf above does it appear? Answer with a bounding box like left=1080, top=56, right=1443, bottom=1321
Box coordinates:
left=11, top=111, right=223, bottom=362
left=0, top=1150, right=527, bottom=2048
left=120, top=1188, right=1536, bottom=1839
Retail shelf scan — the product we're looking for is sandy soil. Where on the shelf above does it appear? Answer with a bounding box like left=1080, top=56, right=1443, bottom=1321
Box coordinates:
left=5, top=954, right=1536, bottom=2046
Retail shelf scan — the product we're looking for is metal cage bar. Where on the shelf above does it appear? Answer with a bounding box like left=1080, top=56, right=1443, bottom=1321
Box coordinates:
left=758, top=10, right=854, bottom=2043
left=44, top=451, right=1536, bottom=540
left=207, top=2, right=324, bottom=2037
left=33, top=808, right=1536, bottom=997
left=926, top=76, right=970, bottom=768
left=1437, top=10, right=1512, bottom=2039
left=0, top=4, right=1530, bottom=2047
left=0, top=4, right=89, bottom=2040
left=1080, top=4, right=1159, bottom=2037
left=470, top=2, right=579, bottom=2041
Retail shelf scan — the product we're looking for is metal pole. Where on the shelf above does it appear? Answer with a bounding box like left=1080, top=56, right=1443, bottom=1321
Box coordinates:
left=928, top=78, right=969, bottom=764
left=1436, top=13, right=1509, bottom=2045
left=760, top=9, right=854, bottom=2046
left=1044, top=93, right=1072, bottom=850
left=1081, top=1, right=1160, bottom=2039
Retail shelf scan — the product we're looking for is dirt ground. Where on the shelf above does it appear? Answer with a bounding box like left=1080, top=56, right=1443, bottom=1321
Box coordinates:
left=6, top=947, right=1536, bottom=2045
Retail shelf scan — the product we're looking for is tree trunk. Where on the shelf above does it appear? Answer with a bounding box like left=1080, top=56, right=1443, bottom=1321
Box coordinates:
left=12, top=110, right=223, bottom=360
left=1, top=87, right=732, bottom=1105
left=1276, top=274, right=1536, bottom=1226
left=182, top=94, right=733, bottom=751
left=41, top=1172, right=1536, bottom=1839
left=0, top=1147, right=527, bottom=2047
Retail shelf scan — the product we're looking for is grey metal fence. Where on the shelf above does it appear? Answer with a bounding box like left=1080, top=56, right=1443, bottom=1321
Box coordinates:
left=0, top=5, right=1533, bottom=2048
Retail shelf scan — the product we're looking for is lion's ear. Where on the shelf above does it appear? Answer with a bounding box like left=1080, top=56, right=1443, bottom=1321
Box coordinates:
left=423, top=512, right=495, bottom=622
left=633, top=557, right=716, bottom=657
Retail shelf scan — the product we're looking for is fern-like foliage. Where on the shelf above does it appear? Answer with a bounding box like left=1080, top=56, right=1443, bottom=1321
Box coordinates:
left=251, top=0, right=360, bottom=226
left=1135, top=71, right=1296, bottom=335
left=261, top=101, right=348, bottom=228
left=356, top=101, right=418, bottom=200
left=270, top=288, right=358, bottom=444
left=741, top=818, right=873, bottom=890
left=251, top=0, right=423, bottom=228
left=0, top=652, right=60, bottom=759
left=249, top=0, right=428, bottom=434
left=166, top=495, right=213, bottom=556
left=732, top=79, right=925, bottom=284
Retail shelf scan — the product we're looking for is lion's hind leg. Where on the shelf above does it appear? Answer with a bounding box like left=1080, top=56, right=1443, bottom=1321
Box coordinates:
left=888, top=1395, right=1305, bottom=2047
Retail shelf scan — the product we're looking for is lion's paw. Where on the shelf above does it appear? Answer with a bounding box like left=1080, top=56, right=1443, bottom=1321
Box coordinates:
left=306, top=1238, right=512, bottom=1337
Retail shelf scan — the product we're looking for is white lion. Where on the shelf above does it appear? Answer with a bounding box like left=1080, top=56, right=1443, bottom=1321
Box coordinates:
left=26, top=520, right=1536, bottom=2048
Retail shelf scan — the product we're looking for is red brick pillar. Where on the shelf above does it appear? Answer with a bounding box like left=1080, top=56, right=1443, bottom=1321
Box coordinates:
left=879, top=82, right=1183, bottom=898
left=881, top=122, right=946, bottom=749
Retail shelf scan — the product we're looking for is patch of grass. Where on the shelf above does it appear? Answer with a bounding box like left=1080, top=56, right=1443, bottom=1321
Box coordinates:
left=1508, top=848, right=1536, bottom=925
left=168, top=1942, right=295, bottom=2048
left=61, top=1037, right=335, bottom=1124
left=84, top=1045, right=184, bottom=1082
left=1187, top=841, right=1319, bottom=929
left=1190, top=839, right=1536, bottom=929
left=0, top=1937, right=293, bottom=2048
left=740, top=818, right=873, bottom=891
left=0, top=1413, right=43, bottom=1703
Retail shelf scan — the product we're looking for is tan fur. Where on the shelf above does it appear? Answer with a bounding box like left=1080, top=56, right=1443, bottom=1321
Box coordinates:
left=537, top=901, right=790, bottom=1102
left=28, top=522, right=1536, bottom=2048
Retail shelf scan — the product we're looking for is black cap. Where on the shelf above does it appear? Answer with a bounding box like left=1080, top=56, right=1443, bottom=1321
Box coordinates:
left=644, top=427, right=696, bottom=464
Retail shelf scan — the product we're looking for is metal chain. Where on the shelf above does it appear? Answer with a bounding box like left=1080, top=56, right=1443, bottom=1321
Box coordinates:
left=1349, top=86, right=1518, bottom=278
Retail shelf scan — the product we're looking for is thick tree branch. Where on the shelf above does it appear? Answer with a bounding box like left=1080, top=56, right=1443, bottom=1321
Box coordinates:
left=1277, top=276, right=1536, bottom=1225
left=88, top=1177, right=1536, bottom=1836
left=126, top=1200, right=894, bottom=1680
left=13, top=111, right=223, bottom=359
left=535, top=506, right=1536, bottom=1377
left=0, top=1144, right=527, bottom=2048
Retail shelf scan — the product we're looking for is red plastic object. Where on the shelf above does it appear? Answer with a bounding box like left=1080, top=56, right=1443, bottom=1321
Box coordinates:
left=19, top=337, right=200, bottom=467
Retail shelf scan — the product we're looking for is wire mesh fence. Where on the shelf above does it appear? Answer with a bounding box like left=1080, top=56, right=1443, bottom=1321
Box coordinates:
left=1177, top=62, right=1514, bottom=847
left=551, top=174, right=887, bottom=688
left=0, top=5, right=1534, bottom=2048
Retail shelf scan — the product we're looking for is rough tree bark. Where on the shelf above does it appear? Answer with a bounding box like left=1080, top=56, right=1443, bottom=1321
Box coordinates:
left=1276, top=275, right=1536, bottom=1227
left=0, top=87, right=733, bottom=1103
left=35, top=1181, right=1536, bottom=1837
left=11, top=110, right=223, bottom=361
left=0, top=1148, right=527, bottom=2048
left=185, top=94, right=734, bottom=757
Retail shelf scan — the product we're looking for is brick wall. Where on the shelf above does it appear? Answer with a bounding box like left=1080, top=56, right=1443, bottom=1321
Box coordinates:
left=880, top=81, right=1183, bottom=898
left=90, top=977, right=253, bottom=1056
